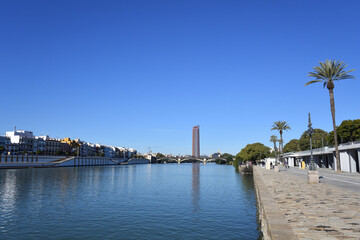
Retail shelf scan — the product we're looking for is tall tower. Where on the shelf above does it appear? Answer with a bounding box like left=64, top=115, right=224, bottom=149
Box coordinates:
left=192, top=125, right=200, bottom=158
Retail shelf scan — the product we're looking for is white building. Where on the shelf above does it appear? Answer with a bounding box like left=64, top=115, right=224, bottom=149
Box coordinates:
left=104, top=146, right=116, bottom=158
left=282, top=141, right=360, bottom=173
left=34, top=136, right=47, bottom=152
left=0, top=136, right=11, bottom=154
left=6, top=129, right=35, bottom=153
left=128, top=148, right=137, bottom=158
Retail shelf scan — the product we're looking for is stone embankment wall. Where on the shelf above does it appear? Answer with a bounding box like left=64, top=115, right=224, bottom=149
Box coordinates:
left=0, top=155, right=121, bottom=168
left=253, top=167, right=297, bottom=240
left=127, top=158, right=150, bottom=164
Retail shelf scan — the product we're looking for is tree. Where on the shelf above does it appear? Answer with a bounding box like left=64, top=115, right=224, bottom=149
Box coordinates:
left=221, top=153, right=233, bottom=158
left=215, top=159, right=226, bottom=164
left=337, top=119, right=360, bottom=142
left=306, top=59, right=355, bottom=171
left=271, top=121, right=291, bottom=152
left=299, top=128, right=328, bottom=151
left=220, top=153, right=234, bottom=164
left=156, top=153, right=165, bottom=159
left=270, top=135, right=278, bottom=152
left=225, top=156, right=233, bottom=164
left=328, top=119, right=360, bottom=145
left=283, top=139, right=300, bottom=153
left=268, top=151, right=276, bottom=158
left=270, top=135, right=279, bottom=165
left=236, top=143, right=270, bottom=163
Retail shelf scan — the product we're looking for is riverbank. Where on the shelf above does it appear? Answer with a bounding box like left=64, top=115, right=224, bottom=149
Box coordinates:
left=254, top=166, right=360, bottom=239
left=0, top=155, right=150, bottom=169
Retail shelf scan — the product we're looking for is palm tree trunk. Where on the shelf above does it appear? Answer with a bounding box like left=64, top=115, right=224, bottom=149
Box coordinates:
left=329, top=88, right=341, bottom=172
left=280, top=133, right=283, bottom=164
left=273, top=142, right=277, bottom=166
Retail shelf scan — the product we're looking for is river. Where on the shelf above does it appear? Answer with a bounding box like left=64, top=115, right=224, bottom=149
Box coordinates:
left=0, top=163, right=260, bottom=239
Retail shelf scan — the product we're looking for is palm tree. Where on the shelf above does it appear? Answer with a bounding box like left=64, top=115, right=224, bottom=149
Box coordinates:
left=271, top=121, right=291, bottom=153
left=270, top=135, right=278, bottom=150
left=305, top=60, right=355, bottom=172
left=270, top=135, right=279, bottom=166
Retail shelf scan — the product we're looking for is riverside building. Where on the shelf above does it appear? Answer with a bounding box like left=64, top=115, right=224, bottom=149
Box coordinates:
left=282, top=141, right=360, bottom=173
left=6, top=129, right=35, bottom=153
left=1, top=128, right=136, bottom=158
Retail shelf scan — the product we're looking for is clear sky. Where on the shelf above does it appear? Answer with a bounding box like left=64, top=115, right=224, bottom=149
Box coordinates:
left=1, top=0, right=359, bottom=155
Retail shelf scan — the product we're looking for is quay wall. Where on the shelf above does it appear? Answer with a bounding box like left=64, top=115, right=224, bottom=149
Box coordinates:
left=253, top=167, right=297, bottom=240
left=0, top=155, right=64, bottom=164
left=0, top=155, right=125, bottom=168
left=128, top=158, right=150, bottom=164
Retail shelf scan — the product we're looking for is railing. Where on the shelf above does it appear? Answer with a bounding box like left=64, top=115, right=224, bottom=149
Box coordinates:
left=0, top=154, right=39, bottom=164
left=0, top=155, right=120, bottom=167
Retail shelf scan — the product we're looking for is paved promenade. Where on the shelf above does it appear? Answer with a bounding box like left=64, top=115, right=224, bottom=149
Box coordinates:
left=254, top=166, right=360, bottom=239
left=281, top=166, right=360, bottom=194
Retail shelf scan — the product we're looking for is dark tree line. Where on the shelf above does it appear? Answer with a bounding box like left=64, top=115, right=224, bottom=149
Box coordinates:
left=283, top=119, right=360, bottom=152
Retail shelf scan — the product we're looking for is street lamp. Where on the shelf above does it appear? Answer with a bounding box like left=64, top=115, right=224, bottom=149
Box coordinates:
left=307, top=113, right=316, bottom=171
left=307, top=113, right=319, bottom=183
left=274, top=144, right=278, bottom=167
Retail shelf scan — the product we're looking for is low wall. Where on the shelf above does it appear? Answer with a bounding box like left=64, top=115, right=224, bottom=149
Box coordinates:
left=57, top=157, right=117, bottom=167
left=127, top=158, right=150, bottom=164
left=253, top=167, right=297, bottom=240
left=0, top=155, right=118, bottom=168
left=0, top=155, right=64, bottom=164
left=0, top=155, right=149, bottom=169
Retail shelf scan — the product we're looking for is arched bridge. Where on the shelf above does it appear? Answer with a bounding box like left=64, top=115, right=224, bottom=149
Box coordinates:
left=157, top=157, right=220, bottom=164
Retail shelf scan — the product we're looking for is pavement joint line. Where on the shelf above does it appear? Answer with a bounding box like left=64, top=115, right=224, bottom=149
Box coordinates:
left=283, top=169, right=360, bottom=185
left=287, top=169, right=360, bottom=181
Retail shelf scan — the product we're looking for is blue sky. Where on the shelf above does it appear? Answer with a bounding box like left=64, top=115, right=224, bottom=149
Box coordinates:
left=1, top=0, right=359, bottom=155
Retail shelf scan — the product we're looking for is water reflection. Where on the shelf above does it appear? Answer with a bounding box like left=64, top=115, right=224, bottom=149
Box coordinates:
left=191, top=163, right=200, bottom=213
left=0, top=164, right=259, bottom=239
left=0, top=170, right=17, bottom=217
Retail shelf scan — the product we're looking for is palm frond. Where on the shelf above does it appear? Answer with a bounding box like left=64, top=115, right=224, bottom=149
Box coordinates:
left=270, top=135, right=278, bottom=143
left=271, top=121, right=291, bottom=131
left=305, top=80, right=324, bottom=86
left=306, top=59, right=355, bottom=87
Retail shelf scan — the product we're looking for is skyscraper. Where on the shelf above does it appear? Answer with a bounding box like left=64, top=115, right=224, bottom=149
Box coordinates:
left=192, top=125, right=200, bottom=158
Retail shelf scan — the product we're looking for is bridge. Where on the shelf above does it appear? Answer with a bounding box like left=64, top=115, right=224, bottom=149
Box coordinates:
left=156, top=157, right=227, bottom=164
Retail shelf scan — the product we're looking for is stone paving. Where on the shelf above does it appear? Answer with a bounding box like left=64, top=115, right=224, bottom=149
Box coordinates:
left=282, top=167, right=360, bottom=194
left=254, top=166, right=360, bottom=239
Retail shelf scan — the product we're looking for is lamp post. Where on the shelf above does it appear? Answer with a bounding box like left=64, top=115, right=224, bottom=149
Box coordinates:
left=274, top=144, right=278, bottom=167
left=307, top=113, right=316, bottom=171
left=307, top=113, right=319, bottom=183
left=278, top=139, right=282, bottom=165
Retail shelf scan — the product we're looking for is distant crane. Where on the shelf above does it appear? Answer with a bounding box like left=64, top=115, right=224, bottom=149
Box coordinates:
left=147, top=146, right=159, bottom=154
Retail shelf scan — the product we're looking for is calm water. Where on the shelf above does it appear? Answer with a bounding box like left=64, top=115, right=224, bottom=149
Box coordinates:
left=0, top=164, right=260, bottom=239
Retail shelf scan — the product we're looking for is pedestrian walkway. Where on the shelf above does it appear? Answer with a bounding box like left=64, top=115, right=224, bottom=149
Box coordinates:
left=281, top=166, right=360, bottom=194
left=254, top=166, right=360, bottom=239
